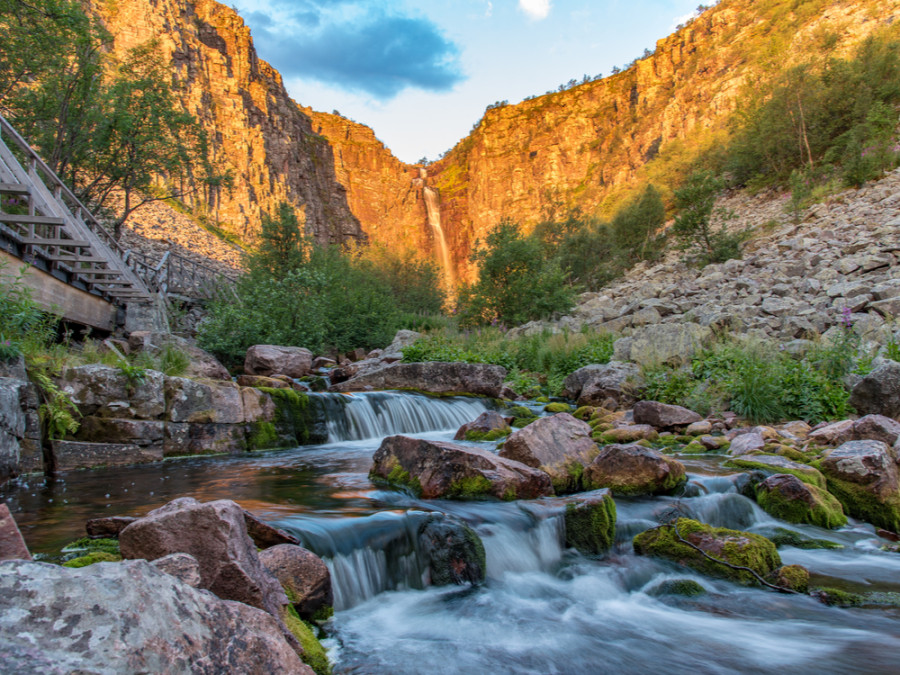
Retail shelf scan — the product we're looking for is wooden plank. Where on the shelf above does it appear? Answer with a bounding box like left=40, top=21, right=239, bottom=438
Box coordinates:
left=0, top=213, right=65, bottom=225
left=44, top=254, right=108, bottom=263
left=0, top=182, right=29, bottom=195
left=21, top=238, right=91, bottom=247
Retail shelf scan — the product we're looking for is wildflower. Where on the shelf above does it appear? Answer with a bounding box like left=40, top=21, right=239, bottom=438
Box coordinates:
left=841, top=306, right=853, bottom=329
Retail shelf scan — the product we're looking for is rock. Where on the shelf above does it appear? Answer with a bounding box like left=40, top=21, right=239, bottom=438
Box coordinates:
left=0, top=353, right=27, bottom=380
left=454, top=410, right=511, bottom=441
left=725, top=454, right=827, bottom=488
left=51, top=440, right=163, bottom=471
left=614, top=323, right=712, bottom=367
left=850, top=359, right=900, bottom=419
left=371, top=435, right=553, bottom=500
left=686, top=420, right=713, bottom=435
left=417, top=514, right=486, bottom=586
left=597, top=425, right=659, bottom=443
left=0, top=559, right=311, bottom=674
left=332, top=361, right=508, bottom=398
left=241, top=387, right=278, bottom=423
left=259, top=545, right=333, bottom=618
left=852, top=414, right=900, bottom=446
left=205, top=380, right=245, bottom=424
left=86, top=516, right=138, bottom=538
left=818, top=440, right=900, bottom=532
left=647, top=578, right=707, bottom=597
left=384, top=329, right=423, bottom=355
left=164, top=422, right=247, bottom=456
left=311, top=356, right=336, bottom=370
left=498, top=413, right=599, bottom=493
left=632, top=401, right=702, bottom=428
left=755, top=474, right=847, bottom=529
left=699, top=435, right=730, bottom=451
left=564, top=489, right=617, bottom=555
left=119, top=497, right=289, bottom=617
left=0, top=504, right=31, bottom=561
left=584, top=444, right=686, bottom=496
left=243, top=511, right=300, bottom=549
left=245, top=345, right=313, bottom=378
left=633, top=518, right=781, bottom=585
left=75, top=417, right=165, bottom=449
left=57, top=365, right=166, bottom=420
left=165, top=377, right=214, bottom=423
left=0, top=377, right=27, bottom=482
left=769, top=564, right=810, bottom=593
left=128, top=331, right=230, bottom=380
left=571, top=361, right=644, bottom=409
left=151, top=552, right=202, bottom=587
left=562, top=364, right=610, bottom=399
left=727, top=432, right=766, bottom=457
left=236, top=374, right=292, bottom=389
left=808, top=419, right=856, bottom=446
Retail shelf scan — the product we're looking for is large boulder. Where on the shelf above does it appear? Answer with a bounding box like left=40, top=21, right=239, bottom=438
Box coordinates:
left=245, top=345, right=313, bottom=378
left=725, top=454, right=827, bottom=488
left=809, top=415, right=900, bottom=447
left=567, top=362, right=643, bottom=409
left=755, top=474, right=847, bottom=529
left=564, top=489, right=617, bottom=555
left=0, top=559, right=311, bottom=674
left=454, top=410, right=511, bottom=441
left=817, top=440, right=900, bottom=532
left=633, top=518, right=781, bottom=585
left=850, top=358, right=900, bottom=419
left=259, top=545, right=332, bottom=619
left=332, top=361, right=508, bottom=398
left=371, top=435, right=553, bottom=500
left=57, top=365, right=166, bottom=419
left=632, top=401, right=702, bottom=429
left=417, top=513, right=486, bottom=586
left=613, top=323, right=712, bottom=368
left=727, top=432, right=766, bottom=457
left=119, top=497, right=289, bottom=617
left=243, top=511, right=300, bottom=549
left=0, top=504, right=31, bottom=561
left=164, top=377, right=214, bottom=423
left=128, top=331, right=230, bottom=380
left=498, top=413, right=598, bottom=493
left=584, top=444, right=686, bottom=496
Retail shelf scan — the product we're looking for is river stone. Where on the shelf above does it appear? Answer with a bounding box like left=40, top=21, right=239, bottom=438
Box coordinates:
left=499, top=413, right=598, bottom=493
left=584, top=444, right=686, bottom=496
left=245, top=345, right=313, bottom=378
left=633, top=401, right=702, bottom=429
left=0, top=503, right=31, bottom=561
left=755, top=474, right=847, bottom=529
left=86, top=516, right=138, bottom=539
left=417, top=514, right=486, bottom=586
left=57, top=364, right=166, bottom=420
left=564, top=489, right=617, bottom=555
left=454, top=410, right=511, bottom=441
left=727, top=432, right=766, bottom=457
left=236, top=374, right=292, bottom=389
left=371, top=435, right=553, bottom=500
left=849, top=359, right=900, bottom=419
left=119, top=497, right=289, bottom=616
left=128, top=331, right=230, bottom=380
left=571, top=362, right=644, bottom=409
left=151, top=552, right=203, bottom=587
left=0, top=559, right=311, bottom=675
left=599, top=424, right=659, bottom=443
left=818, top=440, right=900, bottom=532
left=259, top=544, right=333, bottom=618
left=332, top=361, right=508, bottom=398
left=633, top=518, right=781, bottom=585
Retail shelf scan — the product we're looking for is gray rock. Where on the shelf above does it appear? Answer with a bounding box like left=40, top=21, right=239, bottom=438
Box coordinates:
left=86, top=516, right=138, bottom=539
left=151, top=552, right=202, bottom=587
left=128, top=332, right=230, bottom=380
left=259, top=544, right=333, bottom=618
left=245, top=345, right=313, bottom=378
left=0, top=559, right=311, bottom=674
left=332, top=361, right=508, bottom=398
left=0, top=377, right=27, bottom=482
left=728, top=432, right=766, bottom=457
left=572, top=362, right=644, bottom=409
left=58, top=365, right=166, bottom=420
left=850, top=359, right=900, bottom=419
left=165, top=376, right=215, bottom=423
left=52, top=440, right=163, bottom=471
left=614, top=323, right=712, bottom=367
left=416, top=514, right=486, bottom=586
left=633, top=401, right=702, bottom=429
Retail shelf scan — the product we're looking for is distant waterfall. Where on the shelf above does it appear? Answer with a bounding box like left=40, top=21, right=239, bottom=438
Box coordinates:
left=421, top=177, right=456, bottom=295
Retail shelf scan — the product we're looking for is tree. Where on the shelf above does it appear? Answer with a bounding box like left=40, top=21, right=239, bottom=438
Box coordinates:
left=612, top=184, right=665, bottom=262
left=673, top=171, right=744, bottom=265
left=252, top=203, right=308, bottom=274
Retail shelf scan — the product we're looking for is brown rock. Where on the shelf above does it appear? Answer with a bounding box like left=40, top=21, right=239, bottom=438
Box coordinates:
left=119, top=497, right=289, bottom=617
left=259, top=544, right=332, bottom=618
left=245, top=345, right=313, bottom=378
left=570, top=362, right=644, bottom=409
left=333, top=361, right=508, bottom=398
left=633, top=401, right=702, bottom=429
left=454, top=410, right=511, bottom=440
left=86, top=516, right=137, bottom=539
left=584, top=444, right=686, bottom=496
left=151, top=552, right=203, bottom=587
left=808, top=419, right=856, bottom=446
left=371, top=435, right=553, bottom=500
left=852, top=414, right=900, bottom=447
left=236, top=374, right=292, bottom=389
left=602, top=425, right=659, bottom=443
left=243, top=510, right=300, bottom=549
left=727, top=432, right=766, bottom=457
left=0, top=504, right=31, bottom=561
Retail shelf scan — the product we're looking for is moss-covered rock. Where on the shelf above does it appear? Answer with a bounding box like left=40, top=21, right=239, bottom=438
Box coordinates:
left=681, top=441, right=708, bottom=454
left=544, top=402, right=572, bottom=413
left=764, top=527, right=843, bottom=550
left=573, top=406, right=596, bottom=421
left=464, top=428, right=510, bottom=442
left=564, top=490, right=617, bottom=555
left=647, top=579, right=706, bottom=597
left=257, top=387, right=326, bottom=446
left=417, top=514, right=486, bottom=585
left=633, top=518, right=781, bottom=585
left=62, top=551, right=122, bottom=567
left=725, top=454, right=827, bottom=489
left=454, top=411, right=512, bottom=442
left=768, top=564, right=809, bottom=593
left=585, top=444, right=686, bottom=496
left=755, top=474, right=847, bottom=529
left=281, top=605, right=332, bottom=675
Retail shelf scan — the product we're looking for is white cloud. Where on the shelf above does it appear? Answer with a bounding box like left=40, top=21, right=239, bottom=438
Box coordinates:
left=518, top=0, right=552, bottom=21
left=486, top=1, right=493, bottom=18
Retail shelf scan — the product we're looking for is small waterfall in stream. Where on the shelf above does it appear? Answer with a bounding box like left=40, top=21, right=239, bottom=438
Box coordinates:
left=420, top=168, right=456, bottom=296
left=312, top=391, right=489, bottom=443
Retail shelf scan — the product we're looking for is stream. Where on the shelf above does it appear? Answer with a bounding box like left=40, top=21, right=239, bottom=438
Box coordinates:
left=3, top=391, right=900, bottom=674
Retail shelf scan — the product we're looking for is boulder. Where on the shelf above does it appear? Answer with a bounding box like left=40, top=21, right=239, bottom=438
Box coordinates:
left=51, top=440, right=163, bottom=471
left=417, top=514, right=486, bottom=586
left=633, top=401, right=702, bottom=428
left=245, top=345, right=313, bottom=378
left=205, top=381, right=245, bottom=424
left=243, top=511, right=300, bottom=549
left=241, top=387, right=278, bottom=423
left=633, top=518, right=781, bottom=585
left=57, top=365, right=165, bottom=420
left=569, top=361, right=643, bottom=409
left=596, top=425, right=659, bottom=443
left=119, top=497, right=289, bottom=617
left=755, top=474, right=847, bottom=529
left=725, top=454, right=827, bottom=488
left=499, top=413, right=598, bottom=493
left=0, top=504, right=30, bottom=561
left=165, top=377, right=214, bottom=423
left=0, top=559, right=311, bottom=674
left=852, top=415, right=900, bottom=446
left=236, top=374, right=292, bottom=389
left=727, top=432, right=766, bottom=457
left=86, top=516, right=137, bottom=539
left=613, top=323, right=712, bottom=367
left=454, top=410, right=511, bottom=441
left=584, top=444, right=686, bottom=496
left=808, top=419, right=856, bottom=446
left=686, top=420, right=713, bottom=435
left=817, top=440, right=900, bottom=532
left=850, top=358, right=900, bottom=419
left=151, top=552, right=202, bottom=587
left=384, top=329, right=423, bottom=355
left=163, top=422, right=247, bottom=457
left=371, top=435, right=553, bottom=500
left=332, top=361, right=508, bottom=398
left=259, top=545, right=333, bottom=619
left=564, top=489, right=617, bottom=555
left=128, top=331, right=230, bottom=380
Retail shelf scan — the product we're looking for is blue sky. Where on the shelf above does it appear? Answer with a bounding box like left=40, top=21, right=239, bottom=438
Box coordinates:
left=231, top=0, right=703, bottom=163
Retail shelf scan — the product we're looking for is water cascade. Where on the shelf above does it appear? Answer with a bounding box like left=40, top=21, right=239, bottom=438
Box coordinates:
left=420, top=168, right=456, bottom=296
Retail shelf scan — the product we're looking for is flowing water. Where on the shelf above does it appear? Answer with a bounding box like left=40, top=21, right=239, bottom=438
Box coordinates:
left=3, top=391, right=900, bottom=673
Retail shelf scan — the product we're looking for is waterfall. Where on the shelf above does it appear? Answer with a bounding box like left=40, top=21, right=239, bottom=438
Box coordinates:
left=422, top=181, right=456, bottom=296
left=312, top=391, right=489, bottom=443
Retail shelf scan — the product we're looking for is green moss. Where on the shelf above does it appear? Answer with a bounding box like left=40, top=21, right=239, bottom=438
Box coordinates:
left=565, top=493, right=617, bottom=555
left=647, top=579, right=707, bottom=597
left=258, top=387, right=321, bottom=445
left=765, top=528, right=843, bottom=550
left=509, top=406, right=532, bottom=417
left=816, top=472, right=900, bottom=533
left=464, top=427, right=510, bottom=442
left=377, top=464, right=423, bottom=497
left=247, top=421, right=279, bottom=451
left=769, top=564, right=809, bottom=593
left=448, top=475, right=494, bottom=499
left=282, top=605, right=332, bottom=675
left=544, top=402, right=572, bottom=413
left=725, top=456, right=827, bottom=489
left=62, top=551, right=122, bottom=567
left=62, top=537, right=120, bottom=556
left=814, top=587, right=865, bottom=607
left=512, top=416, right=536, bottom=428
left=573, top=406, right=596, bottom=421
left=536, top=396, right=550, bottom=403
left=502, top=486, right=517, bottom=501
left=311, top=605, right=334, bottom=622
left=681, top=441, right=708, bottom=454
left=633, top=518, right=781, bottom=585
left=756, top=481, right=847, bottom=529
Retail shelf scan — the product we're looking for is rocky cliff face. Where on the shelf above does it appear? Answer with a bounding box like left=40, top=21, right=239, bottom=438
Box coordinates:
left=89, top=0, right=363, bottom=245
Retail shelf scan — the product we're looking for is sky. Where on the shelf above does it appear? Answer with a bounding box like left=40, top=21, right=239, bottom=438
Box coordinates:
left=231, top=0, right=704, bottom=163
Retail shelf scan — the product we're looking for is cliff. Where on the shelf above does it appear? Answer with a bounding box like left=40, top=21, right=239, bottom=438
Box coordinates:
left=89, top=0, right=364, bottom=245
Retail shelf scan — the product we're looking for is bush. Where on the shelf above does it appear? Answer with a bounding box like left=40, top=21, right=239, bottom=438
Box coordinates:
left=672, top=171, right=747, bottom=266
left=611, top=184, right=666, bottom=263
